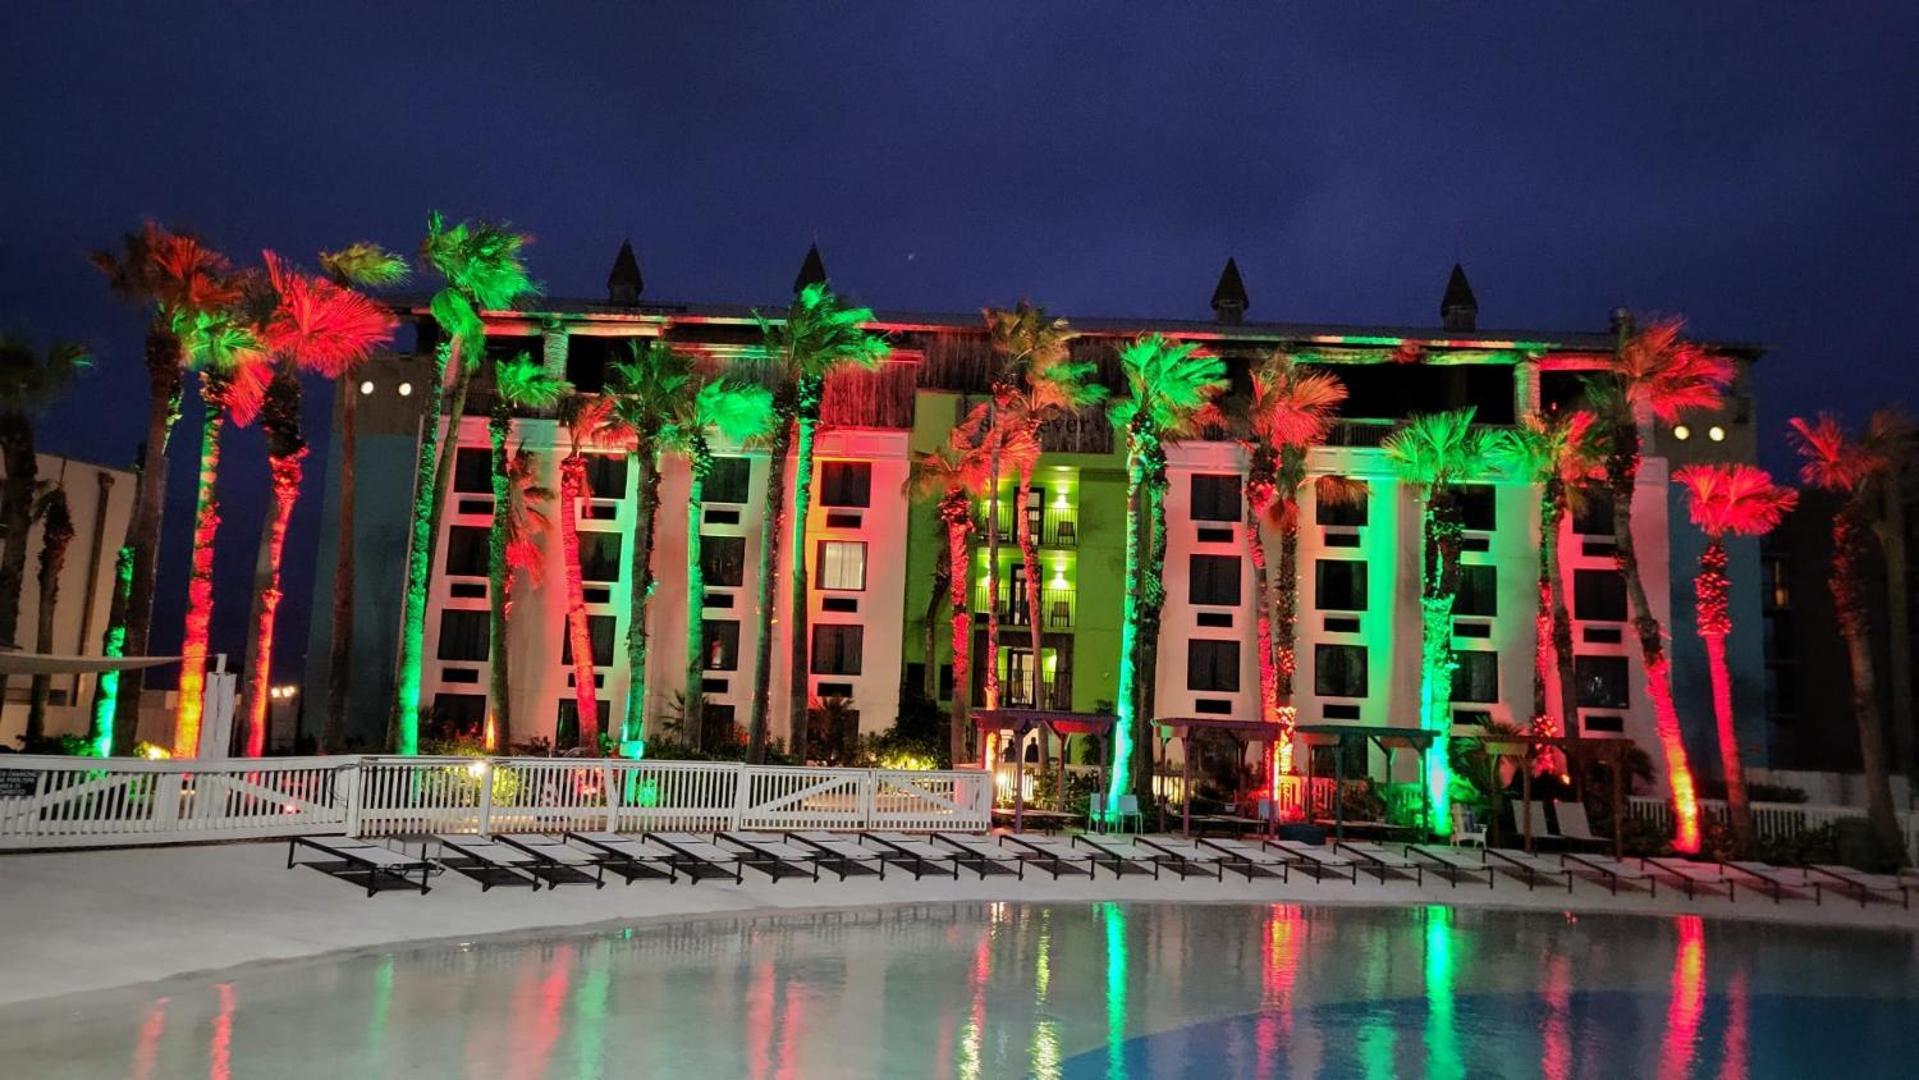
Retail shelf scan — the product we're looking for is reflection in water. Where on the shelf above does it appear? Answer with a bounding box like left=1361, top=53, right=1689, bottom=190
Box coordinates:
left=21, top=903, right=1908, bottom=1080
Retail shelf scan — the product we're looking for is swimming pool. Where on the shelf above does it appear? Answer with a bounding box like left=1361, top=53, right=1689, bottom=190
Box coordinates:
left=2, top=902, right=1912, bottom=1078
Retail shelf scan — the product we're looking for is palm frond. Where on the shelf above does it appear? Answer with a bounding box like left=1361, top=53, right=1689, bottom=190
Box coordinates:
left=693, top=378, right=778, bottom=445
left=421, top=212, right=540, bottom=311
left=1674, top=463, right=1797, bottom=538
left=1615, top=317, right=1733, bottom=423
left=1108, top=334, right=1229, bottom=439
left=1789, top=413, right=1884, bottom=492
left=495, top=355, right=572, bottom=411
left=260, top=251, right=398, bottom=378
left=319, top=242, right=411, bottom=288
left=1383, top=408, right=1498, bottom=489
left=0, top=337, right=91, bottom=411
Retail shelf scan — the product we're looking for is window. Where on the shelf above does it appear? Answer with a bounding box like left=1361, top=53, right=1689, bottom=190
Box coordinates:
left=1455, top=564, right=1497, bottom=617
left=1315, top=560, right=1367, bottom=611
left=1189, top=474, right=1242, bottom=522
left=1188, top=554, right=1241, bottom=606
left=436, top=609, right=489, bottom=661
left=1574, top=569, right=1628, bottom=622
left=817, top=540, right=867, bottom=591
left=819, top=461, right=871, bottom=507
left=1315, top=480, right=1369, bottom=526
left=1451, top=650, right=1499, bottom=703
left=560, top=614, right=616, bottom=667
left=581, top=454, right=626, bottom=499
left=579, top=532, right=622, bottom=584
left=554, top=699, right=610, bottom=747
left=430, top=693, right=486, bottom=734
left=1572, top=487, right=1614, bottom=536
left=702, top=620, right=741, bottom=671
left=811, top=625, right=864, bottom=675
left=706, top=457, right=752, bottom=504
left=702, top=536, right=746, bottom=587
left=1315, top=644, right=1368, bottom=698
left=1575, top=655, right=1630, bottom=709
left=563, top=335, right=616, bottom=394
left=1187, top=639, right=1240, bottom=692
left=1456, top=485, right=1496, bottom=531
left=444, top=525, right=489, bottom=577
left=453, top=447, right=493, bottom=494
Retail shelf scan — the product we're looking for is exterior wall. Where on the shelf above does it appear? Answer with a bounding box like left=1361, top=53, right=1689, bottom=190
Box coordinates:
left=0, top=454, right=137, bottom=745
left=1157, top=442, right=1259, bottom=722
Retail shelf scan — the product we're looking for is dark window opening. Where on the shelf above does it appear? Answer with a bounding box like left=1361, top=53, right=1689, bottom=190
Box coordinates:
left=581, top=453, right=626, bottom=498
left=702, top=536, right=746, bottom=587
left=1315, top=560, right=1368, bottom=612
left=1315, top=644, right=1368, bottom=698
left=560, top=614, right=617, bottom=667
left=1316, top=482, right=1369, bottom=527
left=436, top=609, right=489, bottom=662
left=1574, top=569, right=1628, bottom=622
left=1572, top=487, right=1615, bottom=536
left=579, top=531, right=622, bottom=584
left=1186, top=639, right=1240, bottom=692
left=1450, top=650, right=1499, bottom=703
left=706, top=457, right=752, bottom=504
left=1455, top=564, right=1497, bottom=617
left=1456, top=485, right=1496, bottom=532
left=819, top=461, right=872, bottom=508
left=702, top=620, right=741, bottom=671
left=453, top=447, right=493, bottom=494
left=563, top=335, right=618, bottom=394
left=811, top=625, right=864, bottom=675
left=1575, top=655, right=1631, bottom=709
left=1189, top=553, right=1242, bottom=607
left=1189, top=474, right=1242, bottom=522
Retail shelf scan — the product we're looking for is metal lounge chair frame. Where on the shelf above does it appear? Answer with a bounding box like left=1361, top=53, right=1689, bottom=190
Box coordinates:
left=854, top=831, right=964, bottom=879
left=1719, top=861, right=1809, bottom=905
left=1404, top=844, right=1496, bottom=889
left=1129, top=835, right=1226, bottom=880
left=1266, top=839, right=1361, bottom=884
left=782, top=831, right=892, bottom=880
left=1559, top=852, right=1657, bottom=896
left=998, top=833, right=1096, bottom=877
left=1802, top=865, right=1911, bottom=909
left=641, top=833, right=752, bottom=884
left=716, top=832, right=864, bottom=881
left=1640, top=856, right=1734, bottom=901
left=493, top=834, right=608, bottom=889
left=1333, top=841, right=1424, bottom=885
left=434, top=835, right=543, bottom=891
left=287, top=836, right=434, bottom=897
left=1192, top=836, right=1290, bottom=881
left=927, top=832, right=1029, bottom=879
left=1479, top=847, right=1575, bottom=892
left=563, top=831, right=678, bottom=884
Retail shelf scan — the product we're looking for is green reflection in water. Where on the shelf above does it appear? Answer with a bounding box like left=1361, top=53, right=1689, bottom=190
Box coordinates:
left=1031, top=909, right=1061, bottom=1080
left=573, top=942, right=610, bottom=1078
left=1425, top=905, right=1461, bottom=1080
left=1357, top=916, right=1395, bottom=1079
left=1102, top=902, right=1127, bottom=1080
left=367, top=955, right=393, bottom=1065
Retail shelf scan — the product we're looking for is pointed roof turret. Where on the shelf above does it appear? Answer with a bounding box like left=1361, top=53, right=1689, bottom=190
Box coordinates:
left=1210, top=257, right=1249, bottom=325
left=1440, top=263, right=1477, bottom=331
left=607, top=239, right=643, bottom=305
left=793, top=241, right=828, bottom=294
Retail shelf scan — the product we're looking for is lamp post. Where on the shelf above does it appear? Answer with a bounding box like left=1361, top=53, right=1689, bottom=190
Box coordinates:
left=267, top=684, right=300, bottom=753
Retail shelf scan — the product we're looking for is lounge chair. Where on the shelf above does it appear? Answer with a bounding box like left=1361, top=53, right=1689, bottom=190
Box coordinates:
left=1333, top=841, right=1424, bottom=885
left=1127, top=835, right=1226, bottom=880
left=998, top=833, right=1096, bottom=877
left=1065, top=834, right=1162, bottom=879
left=1266, top=840, right=1361, bottom=884
left=1405, top=844, right=1496, bottom=888
left=1192, top=836, right=1291, bottom=881
left=1801, top=865, right=1911, bottom=909
left=1559, top=851, right=1658, bottom=896
left=493, top=834, right=608, bottom=889
left=1480, top=848, right=1575, bottom=892
left=863, top=831, right=989, bottom=880
left=286, top=836, right=434, bottom=897
left=1719, top=861, right=1812, bottom=904
left=1640, top=856, right=1734, bottom=901
left=1523, top=801, right=1611, bottom=852
left=564, top=831, right=679, bottom=884
left=433, top=835, right=542, bottom=891
left=930, top=832, right=1032, bottom=878
left=640, top=832, right=750, bottom=884
left=782, top=831, right=889, bottom=880
left=719, top=832, right=854, bottom=880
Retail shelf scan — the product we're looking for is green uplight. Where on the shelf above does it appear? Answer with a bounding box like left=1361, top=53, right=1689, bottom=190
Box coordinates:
left=1101, top=901, right=1128, bottom=1080
left=1424, top=905, right=1461, bottom=1080
left=88, top=546, right=134, bottom=757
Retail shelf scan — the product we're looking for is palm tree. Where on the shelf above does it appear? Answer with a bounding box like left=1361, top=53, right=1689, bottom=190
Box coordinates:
left=556, top=394, right=612, bottom=751
left=487, top=357, right=567, bottom=750
left=0, top=336, right=89, bottom=659
left=24, top=487, right=73, bottom=745
left=661, top=375, right=776, bottom=751
left=1233, top=349, right=1346, bottom=777
left=90, top=223, right=239, bottom=754
left=88, top=547, right=134, bottom=758
left=317, top=242, right=409, bottom=753
left=1596, top=316, right=1732, bottom=853
left=1674, top=463, right=1796, bottom=851
left=952, top=401, right=1039, bottom=722
left=1789, top=411, right=1912, bottom=865
left=173, top=299, right=269, bottom=756
left=1104, top=334, right=1228, bottom=812
left=755, top=284, right=888, bottom=762
left=241, top=252, right=396, bottom=756
left=1493, top=409, right=1601, bottom=773
left=1383, top=408, right=1500, bottom=837
left=597, top=339, right=693, bottom=757
left=910, top=427, right=992, bottom=765
left=392, top=213, right=536, bottom=754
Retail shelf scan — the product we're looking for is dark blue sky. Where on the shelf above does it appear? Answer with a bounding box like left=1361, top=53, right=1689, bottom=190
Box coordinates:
left=3, top=2, right=1916, bottom=681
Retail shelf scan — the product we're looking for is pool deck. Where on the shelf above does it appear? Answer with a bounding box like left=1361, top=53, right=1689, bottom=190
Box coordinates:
left=1, top=839, right=1912, bottom=1008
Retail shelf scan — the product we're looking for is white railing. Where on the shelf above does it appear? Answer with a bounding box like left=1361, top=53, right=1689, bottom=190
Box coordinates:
left=0, top=755, right=993, bottom=850
left=1627, top=795, right=1919, bottom=863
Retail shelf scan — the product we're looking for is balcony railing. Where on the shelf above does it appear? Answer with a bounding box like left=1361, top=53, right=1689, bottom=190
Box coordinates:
left=999, top=675, right=1073, bottom=711
left=987, top=504, right=1079, bottom=548
left=972, top=583, right=1077, bottom=629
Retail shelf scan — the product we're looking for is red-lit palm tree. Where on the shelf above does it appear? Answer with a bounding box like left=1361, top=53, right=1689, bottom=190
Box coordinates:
left=1596, top=316, right=1732, bottom=853
left=910, top=428, right=994, bottom=765
left=90, top=224, right=241, bottom=754
left=1789, top=411, right=1912, bottom=865
left=486, top=357, right=566, bottom=751
left=556, top=394, right=613, bottom=750
left=238, top=253, right=396, bottom=756
left=1674, top=464, right=1796, bottom=851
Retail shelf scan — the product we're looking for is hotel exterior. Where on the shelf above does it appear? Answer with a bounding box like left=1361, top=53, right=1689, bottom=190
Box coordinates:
left=301, top=248, right=1764, bottom=795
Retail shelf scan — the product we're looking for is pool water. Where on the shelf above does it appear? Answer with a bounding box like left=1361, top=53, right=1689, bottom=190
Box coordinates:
left=2, top=903, right=1913, bottom=1078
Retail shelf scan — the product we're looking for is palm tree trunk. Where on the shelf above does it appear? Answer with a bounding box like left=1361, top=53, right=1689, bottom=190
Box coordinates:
left=1016, top=470, right=1050, bottom=767
left=1136, top=475, right=1168, bottom=807
left=1693, top=538, right=1752, bottom=848
left=1609, top=418, right=1702, bottom=853
left=746, top=420, right=793, bottom=762
left=89, top=546, right=134, bottom=757
left=240, top=449, right=305, bottom=757
left=620, top=446, right=660, bottom=754
left=983, top=421, right=1002, bottom=714
left=1832, top=512, right=1906, bottom=864
left=1533, top=492, right=1574, bottom=778
left=945, top=508, right=973, bottom=767
left=1546, top=491, right=1582, bottom=762
left=1245, top=490, right=1279, bottom=784
left=174, top=373, right=232, bottom=757
left=25, top=490, right=73, bottom=745
left=1416, top=489, right=1464, bottom=837
left=0, top=413, right=38, bottom=652
left=1274, top=496, right=1301, bottom=775
left=390, top=341, right=451, bottom=754
left=115, top=325, right=183, bottom=756
left=558, top=453, right=599, bottom=751
left=787, top=412, right=819, bottom=761
left=322, top=377, right=358, bottom=753
left=485, top=403, right=512, bottom=751
left=683, top=447, right=708, bottom=751
left=1104, top=443, right=1145, bottom=816
left=924, top=538, right=947, bottom=702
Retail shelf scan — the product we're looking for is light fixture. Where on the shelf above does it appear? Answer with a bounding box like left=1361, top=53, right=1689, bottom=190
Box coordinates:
left=1707, top=425, right=1725, bottom=442
left=1672, top=425, right=1691, bottom=441
left=397, top=381, right=414, bottom=397
left=359, top=380, right=375, bottom=395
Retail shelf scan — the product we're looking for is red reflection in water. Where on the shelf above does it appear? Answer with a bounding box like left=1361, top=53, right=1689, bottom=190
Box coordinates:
left=209, top=984, right=234, bottom=1080
left=776, top=985, right=805, bottom=1080
left=1256, top=904, right=1302, bottom=1073
left=1659, top=915, right=1706, bottom=1078
left=748, top=959, right=774, bottom=1080
left=131, top=997, right=167, bottom=1080
left=506, top=944, right=574, bottom=1077
left=1541, top=952, right=1572, bottom=1080
left=1719, top=968, right=1748, bottom=1080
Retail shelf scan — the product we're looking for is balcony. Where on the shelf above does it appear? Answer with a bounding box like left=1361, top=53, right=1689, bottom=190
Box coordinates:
left=972, top=583, right=1076, bottom=630
left=999, top=675, right=1073, bottom=711
left=988, top=504, right=1079, bottom=549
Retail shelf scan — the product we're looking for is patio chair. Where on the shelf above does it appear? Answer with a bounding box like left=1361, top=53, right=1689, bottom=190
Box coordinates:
left=564, top=831, right=678, bottom=884
left=783, top=831, right=889, bottom=880
left=930, top=832, right=1029, bottom=878
left=1192, top=836, right=1291, bottom=881
left=1450, top=804, right=1487, bottom=849
left=1332, top=840, right=1424, bottom=885
left=1405, top=844, right=1495, bottom=888
left=493, top=834, right=608, bottom=889
left=286, top=836, right=435, bottom=897
left=432, top=835, right=542, bottom=891
left=1552, top=803, right=1615, bottom=852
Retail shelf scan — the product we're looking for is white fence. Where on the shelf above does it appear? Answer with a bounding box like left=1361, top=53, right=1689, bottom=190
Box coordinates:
left=1627, top=795, right=1919, bottom=863
left=0, top=755, right=993, bottom=850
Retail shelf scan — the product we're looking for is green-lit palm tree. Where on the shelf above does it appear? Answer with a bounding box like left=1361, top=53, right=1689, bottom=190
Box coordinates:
left=661, top=375, right=777, bottom=750
left=487, top=357, right=567, bottom=750
left=0, top=336, right=90, bottom=660
left=753, top=284, right=888, bottom=763
left=90, top=223, right=239, bottom=754
left=1384, top=408, right=1499, bottom=837
left=1594, top=316, right=1732, bottom=854
left=1104, top=334, right=1228, bottom=811
left=909, top=430, right=992, bottom=766
left=392, top=213, right=537, bottom=754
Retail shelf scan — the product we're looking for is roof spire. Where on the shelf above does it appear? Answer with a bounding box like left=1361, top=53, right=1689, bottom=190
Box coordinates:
left=794, top=241, right=828, bottom=294
left=1210, top=257, right=1248, bottom=325
left=607, top=239, right=643, bottom=305
left=1440, top=262, right=1477, bottom=332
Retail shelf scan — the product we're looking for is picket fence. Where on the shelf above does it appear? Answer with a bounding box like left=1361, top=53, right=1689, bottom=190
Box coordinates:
left=1627, top=795, right=1919, bottom=863
left=0, top=755, right=993, bottom=850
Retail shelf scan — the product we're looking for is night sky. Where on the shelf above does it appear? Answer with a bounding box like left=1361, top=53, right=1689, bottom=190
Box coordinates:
left=3, top=2, right=1915, bottom=687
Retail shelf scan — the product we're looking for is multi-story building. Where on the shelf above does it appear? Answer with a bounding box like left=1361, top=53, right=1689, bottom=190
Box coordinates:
left=302, top=245, right=1765, bottom=797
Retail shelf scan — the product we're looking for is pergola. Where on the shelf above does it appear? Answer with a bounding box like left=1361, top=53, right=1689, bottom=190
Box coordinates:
left=970, top=708, right=1115, bottom=832
left=1152, top=716, right=1279, bottom=835
left=1292, top=724, right=1439, bottom=843
left=1477, top=733, right=1634, bottom=859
